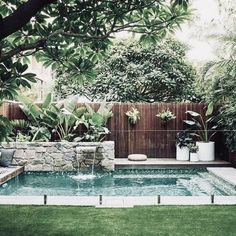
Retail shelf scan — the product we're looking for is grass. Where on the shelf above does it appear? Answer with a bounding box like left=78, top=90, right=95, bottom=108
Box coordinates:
left=0, top=205, right=235, bottom=236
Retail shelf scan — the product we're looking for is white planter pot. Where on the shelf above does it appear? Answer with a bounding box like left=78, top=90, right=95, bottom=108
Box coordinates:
left=190, top=153, right=198, bottom=162
left=176, top=145, right=189, bottom=161
left=196, top=141, right=215, bottom=161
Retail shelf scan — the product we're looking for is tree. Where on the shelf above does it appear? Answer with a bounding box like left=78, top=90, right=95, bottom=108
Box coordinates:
left=200, top=34, right=236, bottom=151
left=0, top=0, right=190, bottom=140
left=0, top=0, right=191, bottom=97
left=54, top=38, right=199, bottom=102
left=197, top=1, right=236, bottom=151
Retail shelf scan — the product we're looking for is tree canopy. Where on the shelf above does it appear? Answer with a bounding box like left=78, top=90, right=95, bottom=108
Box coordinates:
left=54, top=38, right=199, bottom=102
left=0, top=0, right=191, bottom=100
left=0, top=0, right=190, bottom=141
left=196, top=0, right=236, bottom=151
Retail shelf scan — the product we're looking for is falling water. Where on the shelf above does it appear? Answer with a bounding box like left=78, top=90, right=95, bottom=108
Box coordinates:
left=91, top=149, right=96, bottom=175
left=72, top=146, right=97, bottom=180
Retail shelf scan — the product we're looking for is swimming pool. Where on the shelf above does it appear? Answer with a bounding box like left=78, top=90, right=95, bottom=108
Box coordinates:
left=0, top=168, right=235, bottom=196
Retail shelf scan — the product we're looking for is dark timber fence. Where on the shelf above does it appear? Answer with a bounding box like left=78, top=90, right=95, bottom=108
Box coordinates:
left=0, top=101, right=229, bottom=160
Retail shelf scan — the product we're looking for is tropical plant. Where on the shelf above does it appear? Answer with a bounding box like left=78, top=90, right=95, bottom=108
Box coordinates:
left=10, top=119, right=31, bottom=141
left=15, top=132, right=31, bottom=142
left=18, top=93, right=86, bottom=141
left=74, top=101, right=113, bottom=142
left=126, top=107, right=140, bottom=125
left=157, top=109, right=176, bottom=122
left=187, top=143, right=199, bottom=153
left=183, top=103, right=217, bottom=142
left=176, top=131, right=192, bottom=148
left=43, top=96, right=86, bottom=141
left=216, top=105, right=236, bottom=151
left=0, top=115, right=12, bottom=142
left=190, top=1, right=236, bottom=151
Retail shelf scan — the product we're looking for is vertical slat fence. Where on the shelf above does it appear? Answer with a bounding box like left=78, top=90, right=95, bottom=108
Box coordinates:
left=0, top=101, right=228, bottom=159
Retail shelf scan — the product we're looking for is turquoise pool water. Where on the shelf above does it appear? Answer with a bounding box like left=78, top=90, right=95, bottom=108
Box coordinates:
left=0, top=169, right=235, bottom=196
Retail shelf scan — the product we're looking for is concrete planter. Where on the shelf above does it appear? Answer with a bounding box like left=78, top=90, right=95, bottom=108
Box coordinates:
left=0, top=141, right=115, bottom=171
left=176, top=145, right=189, bottom=161
left=196, top=141, right=215, bottom=161
left=190, top=153, right=198, bottom=162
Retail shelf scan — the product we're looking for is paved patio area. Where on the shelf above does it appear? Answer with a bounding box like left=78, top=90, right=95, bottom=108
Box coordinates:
left=208, top=167, right=236, bottom=187
left=115, top=158, right=232, bottom=169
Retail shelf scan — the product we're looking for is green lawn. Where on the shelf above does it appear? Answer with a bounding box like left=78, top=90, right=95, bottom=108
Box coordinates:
left=0, top=205, right=235, bottom=236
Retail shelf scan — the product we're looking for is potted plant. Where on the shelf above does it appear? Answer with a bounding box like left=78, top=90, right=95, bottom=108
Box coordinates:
left=183, top=102, right=217, bottom=161
left=156, top=109, right=176, bottom=123
left=187, top=143, right=199, bottom=162
left=176, top=131, right=192, bottom=161
left=125, top=107, right=140, bottom=125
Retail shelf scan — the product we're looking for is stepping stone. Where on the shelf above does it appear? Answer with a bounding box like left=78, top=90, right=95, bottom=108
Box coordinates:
left=128, top=154, right=147, bottom=161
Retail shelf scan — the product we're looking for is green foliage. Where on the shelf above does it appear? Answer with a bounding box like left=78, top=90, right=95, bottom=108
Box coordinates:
left=0, top=59, right=36, bottom=141
left=74, top=101, right=113, bottom=142
left=0, top=60, right=36, bottom=100
left=54, top=38, right=199, bottom=102
left=183, top=103, right=217, bottom=142
left=0, top=0, right=190, bottom=142
left=197, top=9, right=236, bottom=150
left=126, top=107, right=140, bottom=125
left=0, top=0, right=191, bottom=84
left=217, top=105, right=236, bottom=151
left=11, top=119, right=31, bottom=141
left=176, top=131, right=192, bottom=148
left=14, top=94, right=112, bottom=142
left=15, top=132, right=31, bottom=142
left=187, top=143, right=199, bottom=153
left=0, top=115, right=12, bottom=142
left=18, top=93, right=87, bottom=141
left=156, top=109, right=176, bottom=122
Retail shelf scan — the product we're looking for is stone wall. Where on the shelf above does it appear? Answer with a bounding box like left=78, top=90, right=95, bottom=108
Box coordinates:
left=0, top=141, right=115, bottom=171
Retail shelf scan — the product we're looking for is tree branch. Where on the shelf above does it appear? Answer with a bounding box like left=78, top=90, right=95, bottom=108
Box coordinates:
left=0, top=0, right=56, bottom=40
left=0, top=30, right=62, bottom=62
left=0, top=39, right=46, bottom=62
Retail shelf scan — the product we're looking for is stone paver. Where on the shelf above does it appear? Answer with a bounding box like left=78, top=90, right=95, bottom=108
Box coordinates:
left=115, top=158, right=231, bottom=169
left=207, top=167, right=236, bottom=187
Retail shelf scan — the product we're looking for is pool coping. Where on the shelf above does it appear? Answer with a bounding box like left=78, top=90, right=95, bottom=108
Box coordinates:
left=115, top=158, right=232, bottom=169
left=0, top=166, right=24, bottom=185
left=207, top=167, right=236, bottom=187
left=0, top=195, right=236, bottom=207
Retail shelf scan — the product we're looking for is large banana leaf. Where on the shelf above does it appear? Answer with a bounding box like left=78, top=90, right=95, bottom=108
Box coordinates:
left=63, top=96, right=78, bottom=114
left=18, top=94, right=41, bottom=123
left=42, top=93, right=53, bottom=109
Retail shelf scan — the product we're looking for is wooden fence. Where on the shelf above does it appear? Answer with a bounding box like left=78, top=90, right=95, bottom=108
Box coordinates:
left=0, top=101, right=228, bottom=160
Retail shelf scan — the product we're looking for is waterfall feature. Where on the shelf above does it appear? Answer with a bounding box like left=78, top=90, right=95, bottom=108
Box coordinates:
left=74, top=145, right=99, bottom=180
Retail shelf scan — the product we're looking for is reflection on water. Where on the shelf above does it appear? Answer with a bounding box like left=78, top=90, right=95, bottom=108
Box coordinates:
left=0, top=169, right=235, bottom=196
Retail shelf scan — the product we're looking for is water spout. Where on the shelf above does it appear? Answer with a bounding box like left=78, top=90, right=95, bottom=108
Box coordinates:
left=74, top=145, right=98, bottom=180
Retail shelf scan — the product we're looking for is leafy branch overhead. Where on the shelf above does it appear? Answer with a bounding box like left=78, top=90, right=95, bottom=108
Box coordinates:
left=0, top=0, right=191, bottom=76
left=0, top=0, right=190, bottom=140
left=0, top=0, right=190, bottom=60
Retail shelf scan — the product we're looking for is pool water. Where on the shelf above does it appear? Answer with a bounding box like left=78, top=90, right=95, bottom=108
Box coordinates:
left=0, top=169, right=235, bottom=196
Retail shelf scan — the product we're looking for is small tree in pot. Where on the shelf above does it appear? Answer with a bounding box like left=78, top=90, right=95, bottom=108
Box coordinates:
left=183, top=102, right=217, bottom=161
left=187, top=143, right=199, bottom=162
left=176, top=131, right=192, bottom=161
